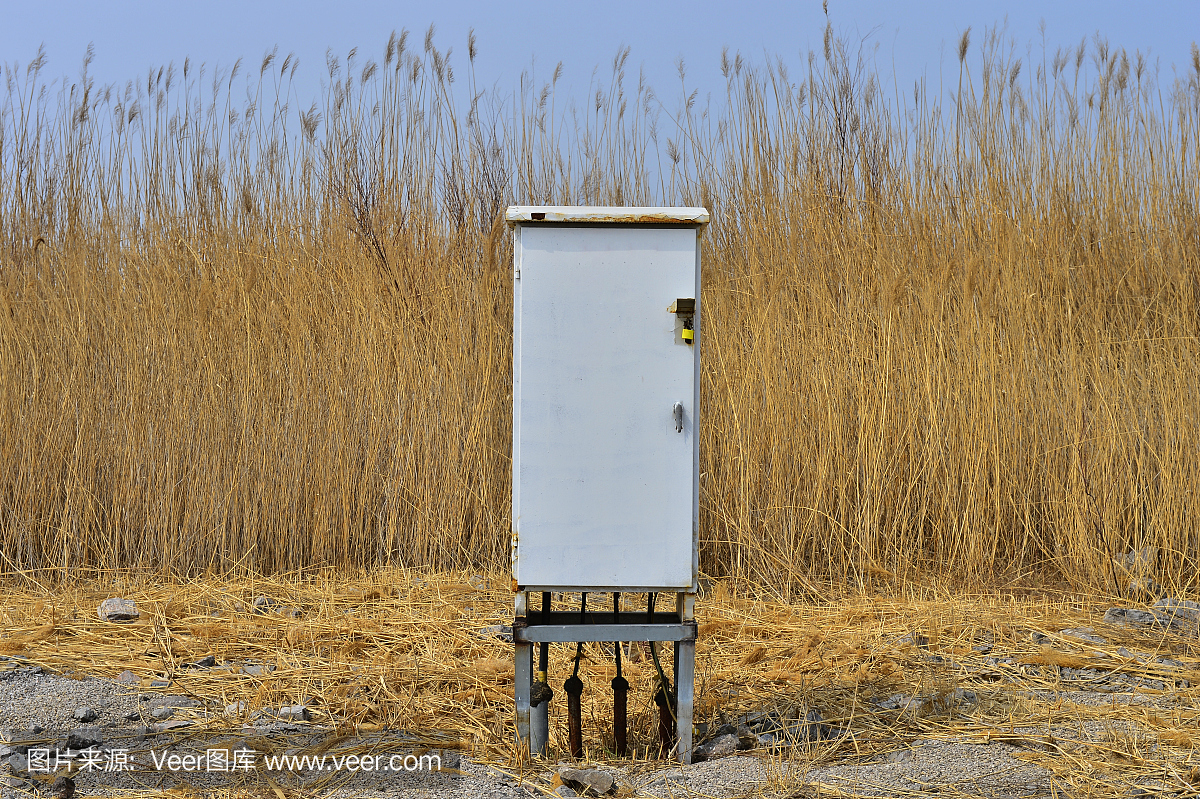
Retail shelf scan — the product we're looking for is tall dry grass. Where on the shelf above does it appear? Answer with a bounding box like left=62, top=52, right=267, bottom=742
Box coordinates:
left=1, top=27, right=1198, bottom=593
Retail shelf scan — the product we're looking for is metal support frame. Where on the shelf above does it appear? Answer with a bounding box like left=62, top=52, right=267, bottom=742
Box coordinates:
left=513, top=591, right=698, bottom=763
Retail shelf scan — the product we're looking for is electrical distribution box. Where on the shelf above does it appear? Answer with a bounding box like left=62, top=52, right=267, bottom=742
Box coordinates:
left=509, top=206, right=708, bottom=592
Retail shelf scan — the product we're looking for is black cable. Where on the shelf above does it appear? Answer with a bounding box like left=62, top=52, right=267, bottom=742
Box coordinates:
left=613, top=593, right=622, bottom=679
left=538, top=592, right=550, bottom=675
left=531, top=592, right=553, bottom=709
left=647, top=593, right=671, bottom=696
left=571, top=592, right=587, bottom=678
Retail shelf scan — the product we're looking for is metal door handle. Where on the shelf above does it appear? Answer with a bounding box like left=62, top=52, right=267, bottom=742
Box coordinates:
left=673, top=403, right=684, bottom=433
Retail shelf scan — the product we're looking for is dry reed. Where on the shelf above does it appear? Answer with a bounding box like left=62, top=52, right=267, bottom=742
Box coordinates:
left=1, top=28, right=1198, bottom=591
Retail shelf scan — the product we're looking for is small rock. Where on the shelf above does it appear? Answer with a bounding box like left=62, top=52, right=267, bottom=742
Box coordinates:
left=277, top=705, right=311, bottom=722
left=888, top=748, right=913, bottom=763
left=225, top=702, right=247, bottom=716
left=1127, top=577, right=1163, bottom=602
left=72, top=707, right=98, bottom=723
left=0, top=774, right=26, bottom=789
left=97, top=598, right=139, bottom=623
left=477, top=625, right=514, bottom=643
left=694, top=733, right=739, bottom=761
left=757, top=732, right=780, bottom=748
left=735, top=725, right=758, bottom=750
left=149, top=695, right=202, bottom=710
left=1103, top=608, right=1181, bottom=630
left=48, top=775, right=75, bottom=799
left=149, top=678, right=171, bottom=688
left=184, top=655, right=217, bottom=669
left=151, top=707, right=173, bottom=720
left=62, top=733, right=102, bottom=751
left=468, top=574, right=487, bottom=589
left=252, top=596, right=280, bottom=614
left=242, top=664, right=275, bottom=676
left=558, top=767, right=615, bottom=796
left=877, top=693, right=918, bottom=712
left=1060, top=628, right=1107, bottom=644
left=1154, top=598, right=1200, bottom=623
left=116, top=669, right=139, bottom=685
left=1115, top=546, right=1159, bottom=573
left=897, top=632, right=930, bottom=648
left=555, top=788, right=579, bottom=798
left=4, top=753, right=26, bottom=773
left=802, top=707, right=831, bottom=739
left=123, top=711, right=141, bottom=721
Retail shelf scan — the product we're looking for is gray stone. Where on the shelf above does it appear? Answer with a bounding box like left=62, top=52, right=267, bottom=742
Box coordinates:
left=48, top=774, right=75, bottom=799
left=554, top=788, right=578, bottom=798
left=149, top=695, right=201, bottom=710
left=1115, top=546, right=1159, bottom=573
left=242, top=664, right=274, bottom=676
left=4, top=753, right=26, bottom=773
left=116, top=669, right=138, bottom=685
left=1127, top=577, right=1162, bottom=601
left=151, top=707, right=173, bottom=720
left=277, top=705, right=311, bottom=722
left=757, top=732, right=780, bottom=748
left=801, top=707, right=832, bottom=739
left=1103, top=607, right=1182, bottom=630
left=477, top=625, right=514, bottom=643
left=0, top=774, right=26, bottom=789
left=558, top=767, right=615, bottom=796
left=225, top=702, right=247, bottom=716
left=149, top=678, right=171, bottom=688
left=1154, top=598, right=1200, bottom=622
left=97, top=598, right=140, bottom=622
left=735, top=725, right=758, bottom=749
left=184, top=655, right=216, bottom=669
left=72, top=707, right=98, bottom=723
left=694, top=733, right=739, bottom=761
left=1060, top=627, right=1107, bottom=644
left=62, top=733, right=101, bottom=751
left=252, top=596, right=280, bottom=614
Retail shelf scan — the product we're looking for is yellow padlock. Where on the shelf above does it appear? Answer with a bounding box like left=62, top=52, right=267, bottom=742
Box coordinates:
left=681, top=328, right=694, bottom=342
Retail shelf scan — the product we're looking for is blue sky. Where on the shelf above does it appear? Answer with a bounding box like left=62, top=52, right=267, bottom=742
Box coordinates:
left=2, top=1, right=1196, bottom=111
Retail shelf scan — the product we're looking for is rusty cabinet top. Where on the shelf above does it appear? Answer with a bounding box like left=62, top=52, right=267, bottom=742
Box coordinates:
left=505, top=206, right=710, bottom=226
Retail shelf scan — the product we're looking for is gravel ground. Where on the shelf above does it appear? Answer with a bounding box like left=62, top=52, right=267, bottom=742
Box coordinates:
left=0, top=662, right=1150, bottom=799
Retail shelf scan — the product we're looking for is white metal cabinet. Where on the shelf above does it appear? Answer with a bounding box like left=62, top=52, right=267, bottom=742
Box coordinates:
left=510, top=207, right=706, bottom=592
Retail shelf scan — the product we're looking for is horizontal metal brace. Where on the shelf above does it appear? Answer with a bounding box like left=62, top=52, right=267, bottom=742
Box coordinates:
left=513, top=620, right=696, bottom=644
left=522, top=611, right=685, bottom=626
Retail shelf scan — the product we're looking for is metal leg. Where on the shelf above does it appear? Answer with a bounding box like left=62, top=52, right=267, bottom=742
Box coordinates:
left=530, top=688, right=549, bottom=757
left=675, top=639, right=695, bottom=764
left=515, top=641, right=532, bottom=756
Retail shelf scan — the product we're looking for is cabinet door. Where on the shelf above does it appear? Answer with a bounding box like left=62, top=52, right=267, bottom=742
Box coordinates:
left=513, top=225, right=698, bottom=590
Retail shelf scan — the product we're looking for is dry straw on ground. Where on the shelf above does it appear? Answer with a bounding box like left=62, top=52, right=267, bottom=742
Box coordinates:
left=1, top=570, right=1199, bottom=798
left=1, top=30, right=1198, bottom=591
